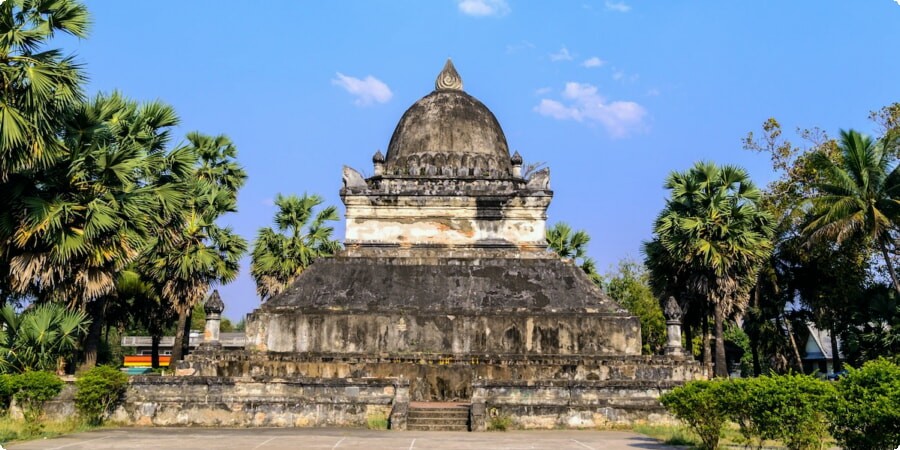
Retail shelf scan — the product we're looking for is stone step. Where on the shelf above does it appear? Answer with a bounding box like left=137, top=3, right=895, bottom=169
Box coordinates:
left=408, top=417, right=469, bottom=425
left=406, top=423, right=470, bottom=432
left=407, top=402, right=471, bottom=432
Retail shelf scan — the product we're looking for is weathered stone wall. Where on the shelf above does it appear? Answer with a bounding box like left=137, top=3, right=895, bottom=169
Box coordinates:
left=343, top=192, right=550, bottom=249
left=182, top=352, right=704, bottom=403
left=470, top=380, right=682, bottom=430
left=247, top=312, right=640, bottom=356
left=114, top=376, right=407, bottom=428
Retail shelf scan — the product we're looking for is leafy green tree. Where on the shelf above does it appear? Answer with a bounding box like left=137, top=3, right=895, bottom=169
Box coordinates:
left=604, top=259, right=666, bottom=354
left=545, top=222, right=601, bottom=285
left=251, top=193, right=340, bottom=301
left=0, top=303, right=89, bottom=373
left=804, top=129, right=900, bottom=295
left=651, top=162, right=774, bottom=377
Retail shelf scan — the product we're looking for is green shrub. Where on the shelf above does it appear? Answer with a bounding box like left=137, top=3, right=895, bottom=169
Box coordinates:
left=0, top=374, right=13, bottom=414
left=829, top=359, right=900, bottom=450
left=487, top=408, right=512, bottom=431
left=659, top=379, right=727, bottom=450
left=74, top=365, right=128, bottom=425
left=366, top=410, right=388, bottom=430
left=743, top=374, right=833, bottom=450
left=10, top=371, right=63, bottom=435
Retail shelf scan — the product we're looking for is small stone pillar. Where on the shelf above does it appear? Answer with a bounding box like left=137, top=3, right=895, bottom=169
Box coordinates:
left=200, top=290, right=224, bottom=350
left=373, top=150, right=385, bottom=176
left=664, top=296, right=684, bottom=356
left=510, top=151, right=523, bottom=178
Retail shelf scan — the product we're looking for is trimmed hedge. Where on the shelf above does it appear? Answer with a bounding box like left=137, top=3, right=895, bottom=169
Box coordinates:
left=74, top=365, right=129, bottom=425
left=828, top=359, right=900, bottom=450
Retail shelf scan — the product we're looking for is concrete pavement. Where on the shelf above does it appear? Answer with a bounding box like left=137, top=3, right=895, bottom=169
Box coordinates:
left=7, top=427, right=676, bottom=450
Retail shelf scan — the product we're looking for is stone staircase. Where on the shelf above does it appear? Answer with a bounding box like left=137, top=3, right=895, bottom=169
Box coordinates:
left=407, top=402, right=470, bottom=431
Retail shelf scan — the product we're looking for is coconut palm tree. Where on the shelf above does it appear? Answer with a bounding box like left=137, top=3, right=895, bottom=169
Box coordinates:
left=652, top=162, right=774, bottom=377
left=546, top=222, right=602, bottom=285
left=251, top=193, right=340, bottom=301
left=804, top=129, right=900, bottom=296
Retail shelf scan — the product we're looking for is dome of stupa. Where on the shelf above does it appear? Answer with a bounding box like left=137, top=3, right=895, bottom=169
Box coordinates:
left=383, top=59, right=513, bottom=178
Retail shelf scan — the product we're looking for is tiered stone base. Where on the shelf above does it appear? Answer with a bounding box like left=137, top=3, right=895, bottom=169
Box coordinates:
left=135, top=351, right=706, bottom=429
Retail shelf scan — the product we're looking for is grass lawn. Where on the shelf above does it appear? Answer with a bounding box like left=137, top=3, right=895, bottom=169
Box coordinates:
left=0, top=417, right=112, bottom=445
left=633, top=423, right=836, bottom=449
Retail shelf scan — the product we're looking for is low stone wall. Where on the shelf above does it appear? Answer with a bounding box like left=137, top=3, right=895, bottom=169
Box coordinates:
left=182, top=352, right=704, bottom=403
left=470, top=380, right=682, bottom=430
left=113, top=376, right=409, bottom=428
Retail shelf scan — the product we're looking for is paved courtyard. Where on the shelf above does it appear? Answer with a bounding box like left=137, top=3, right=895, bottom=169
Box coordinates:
left=7, top=428, right=675, bottom=450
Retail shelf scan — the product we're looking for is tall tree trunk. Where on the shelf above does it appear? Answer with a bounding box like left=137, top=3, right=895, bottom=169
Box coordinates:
left=151, top=334, right=161, bottom=369
left=685, top=325, right=694, bottom=358
left=80, top=297, right=107, bottom=371
left=829, top=323, right=842, bottom=373
left=780, top=312, right=804, bottom=373
left=879, top=240, right=900, bottom=296
left=182, top=309, right=193, bottom=357
left=714, top=301, right=728, bottom=378
left=702, top=313, right=712, bottom=375
left=749, top=287, right=762, bottom=376
left=171, top=310, right=189, bottom=363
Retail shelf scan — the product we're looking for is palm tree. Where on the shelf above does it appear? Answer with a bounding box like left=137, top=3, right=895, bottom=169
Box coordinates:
left=150, top=133, right=247, bottom=363
left=5, top=93, right=192, bottom=368
left=0, top=303, right=89, bottom=373
left=546, top=222, right=602, bottom=285
left=0, top=0, right=89, bottom=178
left=651, top=162, right=774, bottom=377
left=251, top=193, right=340, bottom=301
left=804, top=129, right=900, bottom=296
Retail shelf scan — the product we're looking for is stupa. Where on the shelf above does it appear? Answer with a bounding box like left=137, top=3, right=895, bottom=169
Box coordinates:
left=166, top=61, right=703, bottom=430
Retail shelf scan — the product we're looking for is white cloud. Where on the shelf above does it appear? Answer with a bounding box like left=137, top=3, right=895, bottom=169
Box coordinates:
left=534, top=87, right=553, bottom=95
left=549, top=46, right=574, bottom=62
left=582, top=57, right=605, bottom=68
left=646, top=88, right=660, bottom=97
left=605, top=0, right=631, bottom=12
left=534, top=82, right=647, bottom=138
left=458, top=0, right=510, bottom=17
left=506, top=40, right=536, bottom=54
left=612, top=70, right=625, bottom=81
left=332, top=73, right=393, bottom=106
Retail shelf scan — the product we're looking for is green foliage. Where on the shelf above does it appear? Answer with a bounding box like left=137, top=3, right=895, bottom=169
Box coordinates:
left=251, top=193, right=341, bottom=301
left=660, top=380, right=727, bottom=450
left=366, top=410, right=389, bottom=430
left=647, top=162, right=775, bottom=377
left=723, top=324, right=753, bottom=377
left=0, top=304, right=89, bottom=373
left=487, top=408, right=512, bottom=431
left=663, top=375, right=833, bottom=450
left=74, top=365, right=128, bottom=425
left=733, top=375, right=833, bottom=450
left=828, top=359, right=900, bottom=450
left=0, top=374, right=12, bottom=413
left=10, top=371, right=63, bottom=434
left=546, top=222, right=602, bottom=285
left=605, top=259, right=666, bottom=354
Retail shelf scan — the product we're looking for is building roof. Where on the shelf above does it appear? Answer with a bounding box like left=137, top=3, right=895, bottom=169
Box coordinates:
left=383, top=59, right=513, bottom=179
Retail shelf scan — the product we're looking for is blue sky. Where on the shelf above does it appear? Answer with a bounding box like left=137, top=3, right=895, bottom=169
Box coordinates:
left=63, top=1, right=900, bottom=321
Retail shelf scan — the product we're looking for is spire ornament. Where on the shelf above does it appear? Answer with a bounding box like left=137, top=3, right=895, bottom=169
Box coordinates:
left=435, top=59, right=463, bottom=91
